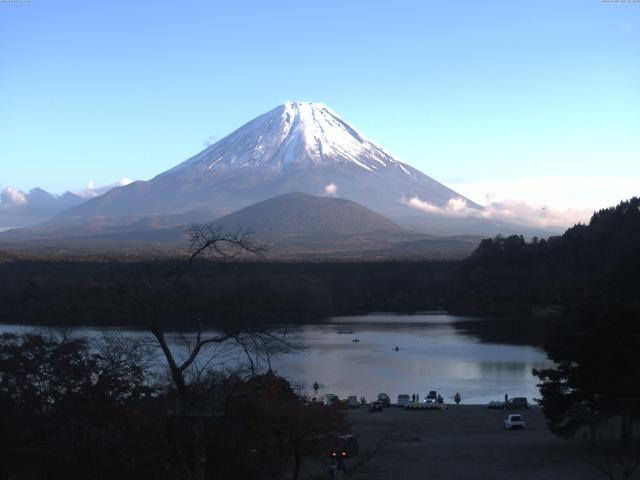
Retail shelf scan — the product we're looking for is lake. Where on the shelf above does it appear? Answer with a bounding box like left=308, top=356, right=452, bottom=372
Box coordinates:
left=0, top=313, right=551, bottom=405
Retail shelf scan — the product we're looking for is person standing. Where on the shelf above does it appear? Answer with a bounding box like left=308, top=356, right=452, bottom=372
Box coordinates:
left=329, top=459, right=337, bottom=479
left=505, top=393, right=509, bottom=404
left=454, top=392, right=461, bottom=405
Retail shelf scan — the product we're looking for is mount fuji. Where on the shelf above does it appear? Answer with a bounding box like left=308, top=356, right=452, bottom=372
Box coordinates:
left=46, top=101, right=481, bottom=231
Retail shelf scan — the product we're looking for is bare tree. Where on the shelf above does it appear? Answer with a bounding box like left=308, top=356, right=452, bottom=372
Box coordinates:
left=587, top=441, right=640, bottom=480
left=177, top=224, right=268, bottom=284
left=117, top=223, right=292, bottom=480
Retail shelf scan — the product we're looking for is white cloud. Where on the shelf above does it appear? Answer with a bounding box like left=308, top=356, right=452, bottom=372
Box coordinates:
left=324, top=182, right=338, bottom=196
left=74, top=178, right=133, bottom=198
left=0, top=178, right=134, bottom=228
left=0, top=187, right=28, bottom=206
left=0, top=186, right=82, bottom=227
left=411, top=175, right=640, bottom=229
left=447, top=176, right=640, bottom=211
left=482, top=200, right=592, bottom=228
left=408, top=197, right=473, bottom=216
left=406, top=195, right=594, bottom=229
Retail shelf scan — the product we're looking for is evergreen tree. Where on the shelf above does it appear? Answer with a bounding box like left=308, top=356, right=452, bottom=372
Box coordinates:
left=534, top=305, right=640, bottom=445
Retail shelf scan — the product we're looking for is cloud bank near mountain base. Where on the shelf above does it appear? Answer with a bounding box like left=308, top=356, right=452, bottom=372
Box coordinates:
left=407, top=196, right=594, bottom=230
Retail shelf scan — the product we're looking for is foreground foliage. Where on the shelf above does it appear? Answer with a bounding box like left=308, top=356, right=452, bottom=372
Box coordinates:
left=0, top=332, right=347, bottom=480
left=534, top=306, right=640, bottom=444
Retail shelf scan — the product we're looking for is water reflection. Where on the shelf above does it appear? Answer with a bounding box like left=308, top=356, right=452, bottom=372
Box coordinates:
left=0, top=314, right=551, bottom=405
left=270, top=315, right=551, bottom=404
left=479, top=361, right=529, bottom=374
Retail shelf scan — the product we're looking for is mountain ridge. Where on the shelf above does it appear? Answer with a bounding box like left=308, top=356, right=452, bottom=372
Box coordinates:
left=3, top=102, right=558, bottom=239
left=46, top=101, right=480, bottom=230
left=209, top=192, right=404, bottom=239
left=0, top=192, right=482, bottom=258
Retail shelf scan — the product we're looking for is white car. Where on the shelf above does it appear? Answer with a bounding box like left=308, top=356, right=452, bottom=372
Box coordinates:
left=397, top=394, right=411, bottom=408
left=504, top=414, right=525, bottom=430
left=425, top=390, right=438, bottom=403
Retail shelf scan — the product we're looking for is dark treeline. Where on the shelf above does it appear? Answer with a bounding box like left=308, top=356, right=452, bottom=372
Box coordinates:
left=0, top=260, right=457, bottom=327
left=451, top=197, right=640, bottom=316
left=455, top=197, right=640, bottom=473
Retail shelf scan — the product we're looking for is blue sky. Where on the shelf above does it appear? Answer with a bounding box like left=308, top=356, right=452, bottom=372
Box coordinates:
left=1, top=0, right=638, bottom=216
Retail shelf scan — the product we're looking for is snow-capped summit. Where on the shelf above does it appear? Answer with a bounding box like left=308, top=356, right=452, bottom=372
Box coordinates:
left=47, top=102, right=480, bottom=231
left=162, top=101, right=415, bottom=182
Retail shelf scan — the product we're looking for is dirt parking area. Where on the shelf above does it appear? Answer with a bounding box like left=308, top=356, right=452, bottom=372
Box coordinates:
left=333, top=405, right=602, bottom=480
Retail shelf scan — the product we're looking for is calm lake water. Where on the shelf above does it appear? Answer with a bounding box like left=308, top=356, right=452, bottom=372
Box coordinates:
left=0, top=314, right=551, bottom=405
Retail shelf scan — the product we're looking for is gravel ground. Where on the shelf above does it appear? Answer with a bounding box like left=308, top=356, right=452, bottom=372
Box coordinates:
left=320, top=405, right=605, bottom=480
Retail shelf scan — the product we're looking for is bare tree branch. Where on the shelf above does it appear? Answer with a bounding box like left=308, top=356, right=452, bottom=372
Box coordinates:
left=175, top=224, right=269, bottom=284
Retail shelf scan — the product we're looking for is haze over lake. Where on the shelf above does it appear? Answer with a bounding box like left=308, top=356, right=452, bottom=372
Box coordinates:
left=1, top=314, right=550, bottom=405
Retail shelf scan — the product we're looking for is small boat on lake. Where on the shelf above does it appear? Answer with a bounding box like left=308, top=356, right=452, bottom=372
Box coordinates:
left=352, top=338, right=360, bottom=343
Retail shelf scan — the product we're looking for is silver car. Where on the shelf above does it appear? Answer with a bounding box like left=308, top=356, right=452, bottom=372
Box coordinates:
left=504, top=414, right=525, bottom=430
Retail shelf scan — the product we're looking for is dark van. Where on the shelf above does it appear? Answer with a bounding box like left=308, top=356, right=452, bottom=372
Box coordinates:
left=329, top=434, right=359, bottom=458
left=504, top=397, right=529, bottom=410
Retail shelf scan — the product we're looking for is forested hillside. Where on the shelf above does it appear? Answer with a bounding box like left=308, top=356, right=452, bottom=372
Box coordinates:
left=451, top=197, right=640, bottom=315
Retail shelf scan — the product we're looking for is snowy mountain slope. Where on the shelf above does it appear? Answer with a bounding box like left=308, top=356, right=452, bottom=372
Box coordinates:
left=149, top=101, right=473, bottom=210
left=48, top=101, right=479, bottom=231
left=161, top=102, right=421, bottom=178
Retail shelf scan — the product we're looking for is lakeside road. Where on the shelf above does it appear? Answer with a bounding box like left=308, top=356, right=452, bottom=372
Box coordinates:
left=336, top=405, right=600, bottom=480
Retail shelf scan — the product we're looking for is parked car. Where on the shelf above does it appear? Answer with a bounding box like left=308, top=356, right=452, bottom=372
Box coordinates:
left=377, top=393, right=391, bottom=407
left=329, top=434, right=360, bottom=458
left=324, top=394, right=339, bottom=406
left=347, top=395, right=360, bottom=408
left=425, top=391, right=438, bottom=403
left=369, top=401, right=384, bottom=412
left=504, top=397, right=530, bottom=410
left=504, top=414, right=525, bottom=430
left=397, top=394, right=411, bottom=408
left=486, top=401, right=505, bottom=409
